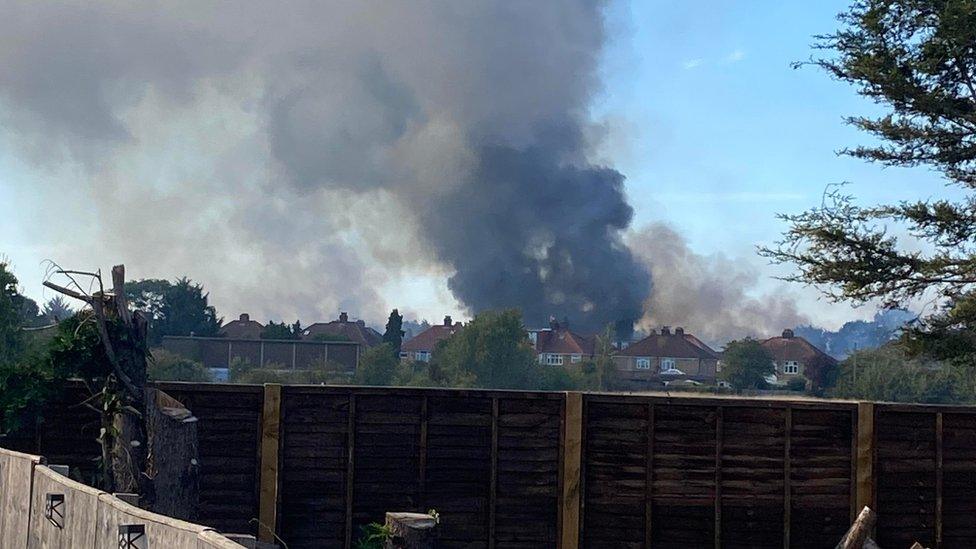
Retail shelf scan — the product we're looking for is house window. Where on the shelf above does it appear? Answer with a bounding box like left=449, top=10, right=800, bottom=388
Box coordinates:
left=546, top=354, right=564, bottom=366
left=660, top=357, right=676, bottom=372
left=415, top=351, right=431, bottom=362
left=571, top=354, right=582, bottom=364
left=783, top=361, right=799, bottom=375
left=635, top=357, right=651, bottom=370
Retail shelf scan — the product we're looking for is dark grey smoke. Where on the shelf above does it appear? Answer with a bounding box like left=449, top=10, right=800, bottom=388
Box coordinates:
left=0, top=1, right=650, bottom=329
left=429, top=141, right=648, bottom=331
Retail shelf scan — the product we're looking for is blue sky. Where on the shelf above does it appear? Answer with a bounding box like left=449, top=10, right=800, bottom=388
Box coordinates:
left=599, top=0, right=953, bottom=254
left=0, top=0, right=961, bottom=330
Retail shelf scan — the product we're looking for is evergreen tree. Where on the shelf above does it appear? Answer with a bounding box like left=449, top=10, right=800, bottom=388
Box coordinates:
left=761, top=1, right=976, bottom=360
left=382, top=308, right=405, bottom=357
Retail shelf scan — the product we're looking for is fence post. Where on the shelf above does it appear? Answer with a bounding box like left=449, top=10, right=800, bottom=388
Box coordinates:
left=258, top=384, right=282, bottom=543
left=855, top=402, right=875, bottom=519
left=558, top=392, right=583, bottom=549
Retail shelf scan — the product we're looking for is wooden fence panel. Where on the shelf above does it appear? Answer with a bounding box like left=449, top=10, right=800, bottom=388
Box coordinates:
left=351, top=393, right=424, bottom=537
left=790, top=407, right=856, bottom=548
left=875, top=408, right=937, bottom=548
left=651, top=403, right=718, bottom=549
left=494, top=396, right=563, bottom=547
left=277, top=388, right=350, bottom=548
left=425, top=395, right=493, bottom=547
left=159, top=383, right=264, bottom=537
left=719, top=406, right=786, bottom=549
left=942, top=412, right=976, bottom=547
left=582, top=400, right=648, bottom=548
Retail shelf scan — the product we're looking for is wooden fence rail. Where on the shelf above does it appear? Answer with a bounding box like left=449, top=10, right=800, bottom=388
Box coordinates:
left=4, top=382, right=976, bottom=548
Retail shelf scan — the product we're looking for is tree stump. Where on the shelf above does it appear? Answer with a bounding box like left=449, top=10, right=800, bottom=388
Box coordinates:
left=385, top=512, right=438, bottom=549
left=145, top=388, right=200, bottom=520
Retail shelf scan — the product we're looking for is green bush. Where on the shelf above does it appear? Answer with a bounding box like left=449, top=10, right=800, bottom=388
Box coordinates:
left=787, top=378, right=807, bottom=392
left=148, top=349, right=213, bottom=382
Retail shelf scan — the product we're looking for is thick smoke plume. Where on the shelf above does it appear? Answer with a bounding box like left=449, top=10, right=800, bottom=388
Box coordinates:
left=0, top=1, right=648, bottom=330
left=629, top=223, right=809, bottom=346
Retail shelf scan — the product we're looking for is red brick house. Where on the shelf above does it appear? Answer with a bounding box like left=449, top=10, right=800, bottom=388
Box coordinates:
left=400, top=316, right=463, bottom=362
left=760, top=329, right=837, bottom=387
left=219, top=313, right=264, bottom=339
left=530, top=319, right=596, bottom=366
left=613, top=326, right=720, bottom=388
left=302, top=312, right=383, bottom=347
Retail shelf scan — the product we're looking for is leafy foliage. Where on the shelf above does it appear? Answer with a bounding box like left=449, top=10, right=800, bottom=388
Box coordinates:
left=228, top=356, right=350, bottom=385
left=832, top=345, right=976, bottom=403
left=355, top=343, right=399, bottom=386
left=147, top=349, right=213, bottom=382
left=352, top=523, right=392, bottom=549
left=762, top=0, right=976, bottom=309
left=127, top=277, right=221, bottom=345
left=0, top=261, right=26, bottom=366
left=261, top=320, right=302, bottom=340
left=720, top=338, right=775, bottom=391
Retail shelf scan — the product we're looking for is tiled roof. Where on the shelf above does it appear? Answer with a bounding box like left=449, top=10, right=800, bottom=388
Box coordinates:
left=220, top=313, right=264, bottom=339
left=534, top=329, right=596, bottom=356
left=402, top=321, right=463, bottom=352
left=617, top=328, right=719, bottom=360
left=761, top=330, right=837, bottom=364
left=303, top=313, right=383, bottom=347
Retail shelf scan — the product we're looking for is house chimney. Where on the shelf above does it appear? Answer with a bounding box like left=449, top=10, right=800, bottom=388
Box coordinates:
left=549, top=315, right=560, bottom=332
left=339, top=312, right=349, bottom=323
left=782, top=328, right=794, bottom=339
left=675, top=327, right=684, bottom=336
left=240, top=313, right=250, bottom=322
left=444, top=315, right=452, bottom=326
left=661, top=326, right=671, bottom=335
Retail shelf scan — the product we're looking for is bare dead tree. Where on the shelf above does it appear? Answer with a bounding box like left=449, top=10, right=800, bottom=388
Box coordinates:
left=44, top=264, right=199, bottom=519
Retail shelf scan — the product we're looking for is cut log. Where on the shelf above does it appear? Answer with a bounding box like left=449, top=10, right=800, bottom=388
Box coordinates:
left=385, top=512, right=438, bottom=549
left=835, top=506, right=877, bottom=549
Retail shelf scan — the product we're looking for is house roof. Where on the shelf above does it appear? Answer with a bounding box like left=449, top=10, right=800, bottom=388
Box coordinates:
left=617, top=327, right=719, bottom=360
left=402, top=316, right=463, bottom=352
left=534, top=328, right=596, bottom=356
left=761, top=329, right=837, bottom=365
left=302, top=312, right=383, bottom=347
left=220, top=313, right=264, bottom=339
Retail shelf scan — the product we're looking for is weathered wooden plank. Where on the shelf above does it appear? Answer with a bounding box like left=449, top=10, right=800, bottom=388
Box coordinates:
left=855, top=402, right=875, bottom=521
left=489, top=396, right=499, bottom=548
left=345, top=394, right=357, bottom=549
left=558, top=392, right=582, bottom=549
left=784, top=405, right=792, bottom=549
left=715, top=406, right=723, bottom=549
left=258, top=384, right=282, bottom=543
left=645, top=403, right=655, bottom=549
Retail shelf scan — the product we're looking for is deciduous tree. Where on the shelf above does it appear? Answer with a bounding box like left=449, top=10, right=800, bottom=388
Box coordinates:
left=721, top=338, right=775, bottom=391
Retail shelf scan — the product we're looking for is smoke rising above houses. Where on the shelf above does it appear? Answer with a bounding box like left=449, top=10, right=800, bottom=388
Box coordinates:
left=0, top=1, right=648, bottom=331
left=629, top=223, right=810, bottom=346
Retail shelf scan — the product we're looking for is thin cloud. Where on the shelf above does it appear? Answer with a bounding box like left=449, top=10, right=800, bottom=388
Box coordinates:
left=726, top=49, right=746, bottom=62
left=682, top=58, right=703, bottom=69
